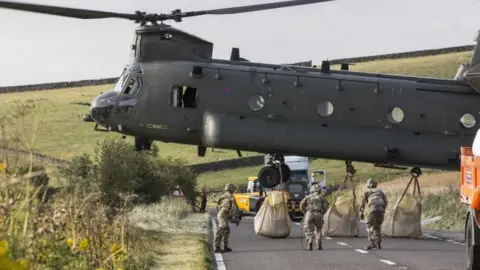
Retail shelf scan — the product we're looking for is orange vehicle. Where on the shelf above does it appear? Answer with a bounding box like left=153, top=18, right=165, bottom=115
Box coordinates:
left=459, top=147, right=480, bottom=270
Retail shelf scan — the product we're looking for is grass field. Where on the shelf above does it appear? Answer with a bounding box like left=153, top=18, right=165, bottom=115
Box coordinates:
left=0, top=85, right=257, bottom=163
left=128, top=198, right=212, bottom=270
left=0, top=51, right=472, bottom=165
left=334, top=51, right=472, bottom=79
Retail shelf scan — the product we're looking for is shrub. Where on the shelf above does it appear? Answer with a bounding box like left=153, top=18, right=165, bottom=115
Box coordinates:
left=92, top=139, right=168, bottom=207
left=156, top=156, right=198, bottom=203
left=62, top=138, right=198, bottom=209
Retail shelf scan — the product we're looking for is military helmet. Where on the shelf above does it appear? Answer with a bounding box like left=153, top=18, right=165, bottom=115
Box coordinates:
left=310, top=184, right=320, bottom=193
left=225, top=183, right=236, bottom=192
left=366, top=178, right=378, bottom=188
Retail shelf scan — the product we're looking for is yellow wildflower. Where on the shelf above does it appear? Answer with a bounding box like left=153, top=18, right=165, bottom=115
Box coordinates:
left=0, top=257, right=12, bottom=269
left=109, top=244, right=122, bottom=254
left=13, top=259, right=28, bottom=270
left=0, top=243, right=28, bottom=270
left=66, top=238, right=74, bottom=247
left=79, top=239, right=89, bottom=251
left=0, top=240, right=8, bottom=257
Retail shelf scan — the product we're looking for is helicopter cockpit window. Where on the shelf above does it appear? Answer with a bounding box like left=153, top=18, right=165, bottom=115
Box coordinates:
left=113, top=72, right=128, bottom=93
left=172, top=86, right=198, bottom=108
left=123, top=77, right=142, bottom=96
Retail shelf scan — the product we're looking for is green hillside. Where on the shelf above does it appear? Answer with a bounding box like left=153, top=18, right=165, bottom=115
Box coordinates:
left=337, top=51, right=472, bottom=78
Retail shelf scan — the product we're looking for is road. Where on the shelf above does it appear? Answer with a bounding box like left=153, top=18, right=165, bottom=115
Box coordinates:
left=210, top=214, right=466, bottom=270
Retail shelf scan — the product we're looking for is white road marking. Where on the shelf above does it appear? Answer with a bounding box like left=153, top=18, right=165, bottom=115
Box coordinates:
left=380, top=259, right=397, bottom=266
left=211, top=217, right=227, bottom=270
left=295, top=223, right=301, bottom=226
left=355, top=249, right=369, bottom=254
left=337, top=242, right=349, bottom=246
left=423, top=234, right=441, bottom=240
left=325, top=237, right=332, bottom=240
left=424, top=233, right=465, bottom=245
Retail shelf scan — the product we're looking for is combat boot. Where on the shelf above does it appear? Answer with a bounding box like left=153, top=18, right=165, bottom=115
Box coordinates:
left=365, top=242, right=376, bottom=250
left=223, top=247, right=233, bottom=252
left=375, top=241, right=381, bottom=250
left=214, top=247, right=223, bottom=253
left=308, top=241, right=313, bottom=251
left=317, top=241, right=322, bottom=250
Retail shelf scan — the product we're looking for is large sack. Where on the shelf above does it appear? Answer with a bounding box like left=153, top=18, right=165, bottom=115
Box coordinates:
left=254, top=191, right=292, bottom=238
left=322, top=196, right=359, bottom=237
left=382, top=193, right=422, bottom=238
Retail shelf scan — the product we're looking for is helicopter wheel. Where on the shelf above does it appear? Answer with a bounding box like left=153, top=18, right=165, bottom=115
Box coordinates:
left=134, top=136, right=152, bottom=151
left=258, top=166, right=280, bottom=188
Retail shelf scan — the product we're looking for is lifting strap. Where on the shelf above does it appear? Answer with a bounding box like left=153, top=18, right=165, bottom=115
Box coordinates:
left=389, top=167, right=422, bottom=236
left=323, top=163, right=359, bottom=234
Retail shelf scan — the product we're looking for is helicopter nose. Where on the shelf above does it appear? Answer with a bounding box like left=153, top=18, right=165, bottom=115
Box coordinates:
left=90, top=105, right=114, bottom=126
left=89, top=91, right=118, bottom=126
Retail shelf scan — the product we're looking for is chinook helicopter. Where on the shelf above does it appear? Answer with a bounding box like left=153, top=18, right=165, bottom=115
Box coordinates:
left=2, top=0, right=480, bottom=188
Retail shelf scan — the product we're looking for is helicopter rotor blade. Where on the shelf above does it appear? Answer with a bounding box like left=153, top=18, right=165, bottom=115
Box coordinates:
left=0, top=0, right=335, bottom=23
left=0, top=1, right=140, bottom=20
left=183, top=0, right=335, bottom=17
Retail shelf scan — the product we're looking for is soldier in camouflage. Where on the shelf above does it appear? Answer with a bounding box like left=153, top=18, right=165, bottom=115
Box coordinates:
left=214, top=183, right=241, bottom=253
left=360, top=178, right=388, bottom=250
left=299, top=184, right=329, bottom=251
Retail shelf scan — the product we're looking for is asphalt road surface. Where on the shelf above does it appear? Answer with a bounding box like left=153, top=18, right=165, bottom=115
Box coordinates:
left=210, top=214, right=466, bottom=270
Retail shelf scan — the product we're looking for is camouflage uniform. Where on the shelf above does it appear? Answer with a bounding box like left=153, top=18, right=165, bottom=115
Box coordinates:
left=299, top=185, right=329, bottom=251
left=360, top=178, right=388, bottom=250
left=214, top=183, right=240, bottom=253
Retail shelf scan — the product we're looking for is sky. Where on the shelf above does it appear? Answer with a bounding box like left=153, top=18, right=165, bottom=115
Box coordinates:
left=1, top=0, right=480, bottom=86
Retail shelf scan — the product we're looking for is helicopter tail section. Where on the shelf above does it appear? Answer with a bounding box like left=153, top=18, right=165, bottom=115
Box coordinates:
left=455, top=29, right=480, bottom=93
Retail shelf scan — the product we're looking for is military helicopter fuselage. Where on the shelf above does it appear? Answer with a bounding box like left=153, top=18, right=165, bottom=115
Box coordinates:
left=89, top=24, right=480, bottom=172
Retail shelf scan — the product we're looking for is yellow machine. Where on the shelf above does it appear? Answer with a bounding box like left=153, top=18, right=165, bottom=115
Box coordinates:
left=233, top=176, right=302, bottom=218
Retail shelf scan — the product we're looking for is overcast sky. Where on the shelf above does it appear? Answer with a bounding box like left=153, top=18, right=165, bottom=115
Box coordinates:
left=1, top=0, right=480, bottom=86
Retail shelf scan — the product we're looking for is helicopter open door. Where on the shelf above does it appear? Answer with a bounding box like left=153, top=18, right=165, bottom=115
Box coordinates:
left=169, top=85, right=201, bottom=134
left=113, top=73, right=144, bottom=119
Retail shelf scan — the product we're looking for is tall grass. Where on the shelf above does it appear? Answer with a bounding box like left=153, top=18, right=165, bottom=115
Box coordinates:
left=0, top=102, right=155, bottom=269
left=129, top=197, right=209, bottom=235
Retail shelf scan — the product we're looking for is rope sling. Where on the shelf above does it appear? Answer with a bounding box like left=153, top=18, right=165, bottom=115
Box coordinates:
left=386, top=167, right=423, bottom=238
left=323, top=162, right=359, bottom=237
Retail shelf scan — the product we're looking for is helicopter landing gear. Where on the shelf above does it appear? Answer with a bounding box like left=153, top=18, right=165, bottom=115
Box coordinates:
left=134, top=136, right=153, bottom=151
left=258, top=154, right=291, bottom=188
